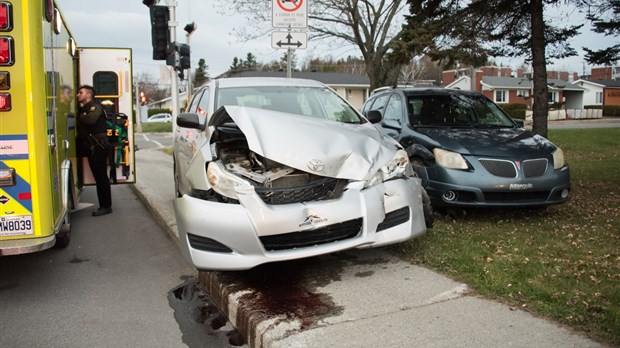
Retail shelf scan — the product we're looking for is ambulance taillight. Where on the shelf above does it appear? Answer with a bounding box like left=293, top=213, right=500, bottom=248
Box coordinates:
left=0, top=2, right=12, bottom=31
left=0, top=92, right=10, bottom=110
left=0, top=37, right=13, bottom=65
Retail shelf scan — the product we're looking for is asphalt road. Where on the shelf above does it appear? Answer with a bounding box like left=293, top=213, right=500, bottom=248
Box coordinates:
left=0, top=185, right=245, bottom=348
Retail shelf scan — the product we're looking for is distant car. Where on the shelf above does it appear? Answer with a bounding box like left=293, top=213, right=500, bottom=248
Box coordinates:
left=146, top=113, right=172, bottom=123
left=361, top=87, right=570, bottom=208
left=173, top=77, right=432, bottom=270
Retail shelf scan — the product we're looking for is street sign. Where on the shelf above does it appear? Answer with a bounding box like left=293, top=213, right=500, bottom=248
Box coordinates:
left=271, top=31, right=307, bottom=49
left=272, top=0, right=307, bottom=28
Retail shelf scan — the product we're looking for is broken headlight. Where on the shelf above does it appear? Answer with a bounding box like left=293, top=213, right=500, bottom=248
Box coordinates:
left=206, top=162, right=250, bottom=200
left=365, top=150, right=411, bottom=188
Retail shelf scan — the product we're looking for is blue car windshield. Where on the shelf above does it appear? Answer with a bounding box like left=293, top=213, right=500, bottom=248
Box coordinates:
left=407, top=94, right=515, bottom=127
left=216, top=86, right=363, bottom=124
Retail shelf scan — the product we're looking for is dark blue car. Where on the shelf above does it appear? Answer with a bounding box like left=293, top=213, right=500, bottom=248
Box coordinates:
left=362, top=87, right=570, bottom=208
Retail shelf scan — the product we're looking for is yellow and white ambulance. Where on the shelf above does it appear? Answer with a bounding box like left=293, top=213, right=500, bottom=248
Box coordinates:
left=0, top=0, right=135, bottom=255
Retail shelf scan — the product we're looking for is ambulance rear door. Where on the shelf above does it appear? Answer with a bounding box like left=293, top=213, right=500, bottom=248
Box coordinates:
left=77, top=48, right=135, bottom=184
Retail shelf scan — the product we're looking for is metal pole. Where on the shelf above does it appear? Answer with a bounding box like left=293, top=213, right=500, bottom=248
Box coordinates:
left=186, top=32, right=192, bottom=104
left=167, top=0, right=179, bottom=132
left=287, top=26, right=292, bottom=78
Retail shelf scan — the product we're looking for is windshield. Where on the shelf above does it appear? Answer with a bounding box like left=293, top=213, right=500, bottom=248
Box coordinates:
left=216, top=86, right=363, bottom=124
left=407, top=94, right=515, bottom=127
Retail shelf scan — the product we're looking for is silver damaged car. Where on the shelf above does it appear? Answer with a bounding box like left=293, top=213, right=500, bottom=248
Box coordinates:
left=173, top=77, right=429, bottom=270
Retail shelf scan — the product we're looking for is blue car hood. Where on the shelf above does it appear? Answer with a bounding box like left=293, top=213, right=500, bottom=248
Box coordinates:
left=416, top=127, right=557, bottom=157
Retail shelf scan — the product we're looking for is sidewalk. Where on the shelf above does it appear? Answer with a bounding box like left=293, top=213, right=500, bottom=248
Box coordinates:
left=131, top=148, right=604, bottom=348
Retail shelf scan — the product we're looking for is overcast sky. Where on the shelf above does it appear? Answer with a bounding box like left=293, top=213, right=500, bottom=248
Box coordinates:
left=55, top=0, right=613, bottom=82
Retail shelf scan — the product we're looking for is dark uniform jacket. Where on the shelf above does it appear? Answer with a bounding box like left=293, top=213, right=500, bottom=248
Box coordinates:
left=77, top=100, right=108, bottom=153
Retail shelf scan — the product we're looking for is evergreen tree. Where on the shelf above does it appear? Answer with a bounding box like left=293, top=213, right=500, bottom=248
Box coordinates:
left=192, top=58, right=209, bottom=88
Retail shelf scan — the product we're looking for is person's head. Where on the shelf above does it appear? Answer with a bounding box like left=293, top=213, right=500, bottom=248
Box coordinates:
left=77, top=85, right=96, bottom=104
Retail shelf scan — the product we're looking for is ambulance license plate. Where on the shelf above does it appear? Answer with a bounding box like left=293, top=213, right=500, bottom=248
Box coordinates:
left=0, top=215, right=34, bottom=236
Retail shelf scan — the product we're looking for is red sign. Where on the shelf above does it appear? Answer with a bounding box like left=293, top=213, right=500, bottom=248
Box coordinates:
left=277, top=0, right=303, bottom=12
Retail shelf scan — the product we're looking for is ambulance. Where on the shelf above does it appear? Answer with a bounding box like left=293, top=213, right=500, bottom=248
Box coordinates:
left=0, top=0, right=135, bottom=255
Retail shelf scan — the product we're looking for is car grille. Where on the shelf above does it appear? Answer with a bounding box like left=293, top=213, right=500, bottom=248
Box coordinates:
left=376, top=207, right=410, bottom=232
left=255, top=176, right=346, bottom=205
left=522, top=159, right=548, bottom=177
left=478, top=159, right=517, bottom=178
left=484, top=191, right=550, bottom=202
left=259, top=218, right=362, bottom=251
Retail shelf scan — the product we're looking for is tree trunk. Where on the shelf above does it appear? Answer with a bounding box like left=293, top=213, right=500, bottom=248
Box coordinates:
left=529, top=0, right=548, bottom=138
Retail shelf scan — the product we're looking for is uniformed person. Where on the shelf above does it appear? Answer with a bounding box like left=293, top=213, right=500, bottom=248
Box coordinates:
left=76, top=85, right=112, bottom=216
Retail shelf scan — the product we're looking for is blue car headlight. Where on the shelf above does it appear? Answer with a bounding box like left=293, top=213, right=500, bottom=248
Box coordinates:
left=434, top=148, right=468, bottom=170
left=552, top=147, right=565, bottom=169
left=365, top=150, right=411, bottom=188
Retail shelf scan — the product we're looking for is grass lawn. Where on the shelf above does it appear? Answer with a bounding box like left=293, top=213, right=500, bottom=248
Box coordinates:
left=140, top=122, right=172, bottom=133
left=389, top=128, right=620, bottom=345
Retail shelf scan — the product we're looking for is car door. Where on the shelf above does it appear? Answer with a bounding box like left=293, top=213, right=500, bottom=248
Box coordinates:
left=371, top=93, right=403, bottom=140
left=174, top=87, right=209, bottom=196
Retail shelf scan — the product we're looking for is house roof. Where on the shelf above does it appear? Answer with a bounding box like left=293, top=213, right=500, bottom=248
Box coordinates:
left=482, top=76, right=532, bottom=89
left=481, top=76, right=585, bottom=91
left=576, top=79, right=620, bottom=88
left=229, top=71, right=370, bottom=86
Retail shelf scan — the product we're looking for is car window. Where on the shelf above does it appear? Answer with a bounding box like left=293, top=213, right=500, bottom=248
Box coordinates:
left=187, top=90, right=203, bottom=113
left=407, top=94, right=514, bottom=127
left=216, top=86, right=363, bottom=124
left=367, top=94, right=390, bottom=114
left=196, top=87, right=210, bottom=117
left=383, top=94, right=402, bottom=122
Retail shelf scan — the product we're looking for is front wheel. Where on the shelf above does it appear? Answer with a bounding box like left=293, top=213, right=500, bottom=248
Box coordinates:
left=421, top=187, right=434, bottom=229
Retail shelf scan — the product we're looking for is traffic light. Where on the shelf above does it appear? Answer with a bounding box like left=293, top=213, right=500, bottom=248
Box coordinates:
left=178, top=44, right=190, bottom=70
left=140, top=90, right=147, bottom=105
left=149, top=6, right=169, bottom=60
left=166, top=42, right=191, bottom=80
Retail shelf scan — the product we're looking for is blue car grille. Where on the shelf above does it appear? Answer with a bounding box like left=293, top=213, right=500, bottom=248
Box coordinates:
left=479, top=159, right=517, bottom=178
left=523, top=158, right=548, bottom=177
left=259, top=218, right=362, bottom=251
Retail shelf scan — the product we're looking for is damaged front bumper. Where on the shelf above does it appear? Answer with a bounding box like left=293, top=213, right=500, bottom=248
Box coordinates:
left=174, top=177, right=427, bottom=271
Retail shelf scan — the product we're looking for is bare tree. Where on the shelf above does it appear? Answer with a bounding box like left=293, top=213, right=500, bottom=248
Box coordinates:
left=216, top=0, right=408, bottom=89
left=134, top=71, right=168, bottom=103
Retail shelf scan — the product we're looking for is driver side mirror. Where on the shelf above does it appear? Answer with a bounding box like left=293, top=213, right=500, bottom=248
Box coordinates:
left=366, top=110, right=382, bottom=124
left=177, top=112, right=205, bottom=131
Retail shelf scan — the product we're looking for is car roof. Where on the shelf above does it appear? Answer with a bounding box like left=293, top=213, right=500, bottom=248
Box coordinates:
left=214, top=77, right=327, bottom=89
left=371, top=86, right=481, bottom=98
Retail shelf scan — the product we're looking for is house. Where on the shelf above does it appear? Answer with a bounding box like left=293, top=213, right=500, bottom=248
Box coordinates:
left=590, top=66, right=620, bottom=81
left=573, top=79, right=620, bottom=106
left=447, top=76, right=586, bottom=108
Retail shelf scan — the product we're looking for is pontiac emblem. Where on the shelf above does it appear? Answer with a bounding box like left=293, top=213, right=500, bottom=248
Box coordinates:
left=307, top=159, right=325, bottom=172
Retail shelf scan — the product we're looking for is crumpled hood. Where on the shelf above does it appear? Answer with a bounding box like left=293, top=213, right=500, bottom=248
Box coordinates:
left=209, top=106, right=399, bottom=181
left=417, top=127, right=557, bottom=157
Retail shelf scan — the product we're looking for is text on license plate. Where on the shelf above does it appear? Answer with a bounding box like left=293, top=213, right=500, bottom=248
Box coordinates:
left=0, top=215, right=34, bottom=236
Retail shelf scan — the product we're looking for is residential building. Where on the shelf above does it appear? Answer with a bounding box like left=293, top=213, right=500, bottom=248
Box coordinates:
left=590, top=66, right=620, bottom=81
left=574, top=79, right=620, bottom=106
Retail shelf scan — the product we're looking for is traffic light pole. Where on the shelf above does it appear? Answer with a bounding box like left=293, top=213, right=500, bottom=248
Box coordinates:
left=167, top=0, right=179, bottom=130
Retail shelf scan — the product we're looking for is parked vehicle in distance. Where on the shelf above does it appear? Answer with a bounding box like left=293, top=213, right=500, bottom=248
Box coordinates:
left=173, top=77, right=431, bottom=270
left=146, top=113, right=172, bottom=123
left=361, top=87, right=570, bottom=208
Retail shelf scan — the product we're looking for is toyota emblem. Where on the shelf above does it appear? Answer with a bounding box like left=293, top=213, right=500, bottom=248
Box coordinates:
left=307, top=159, right=325, bottom=172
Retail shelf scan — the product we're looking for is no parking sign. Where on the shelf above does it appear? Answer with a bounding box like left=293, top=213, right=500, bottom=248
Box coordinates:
left=272, top=0, right=307, bottom=28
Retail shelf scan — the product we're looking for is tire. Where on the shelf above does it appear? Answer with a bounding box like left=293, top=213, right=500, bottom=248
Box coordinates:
left=173, top=155, right=182, bottom=198
left=421, top=187, right=434, bottom=229
left=54, top=223, right=71, bottom=248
